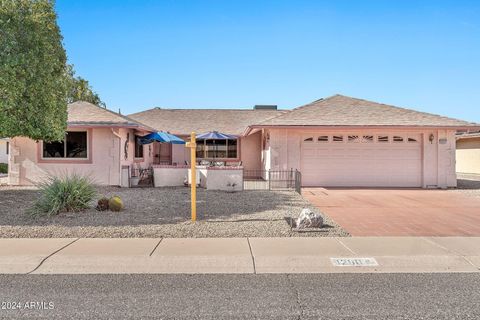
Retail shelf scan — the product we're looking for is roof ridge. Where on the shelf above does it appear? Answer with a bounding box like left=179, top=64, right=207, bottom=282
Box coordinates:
left=251, top=96, right=342, bottom=126
left=249, top=94, right=479, bottom=128
left=276, top=94, right=476, bottom=125
left=340, top=95, right=477, bottom=124
left=69, top=101, right=156, bottom=131
left=130, top=107, right=284, bottom=115
left=254, top=94, right=347, bottom=125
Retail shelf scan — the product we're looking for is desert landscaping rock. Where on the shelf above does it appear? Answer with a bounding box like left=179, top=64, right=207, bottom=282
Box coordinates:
left=0, top=186, right=349, bottom=238
left=295, top=208, right=323, bottom=229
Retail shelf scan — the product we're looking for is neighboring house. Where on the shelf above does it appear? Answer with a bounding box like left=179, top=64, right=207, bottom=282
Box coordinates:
left=8, top=101, right=154, bottom=186
left=456, top=132, right=480, bottom=175
left=8, top=95, right=480, bottom=188
left=0, top=138, right=9, bottom=164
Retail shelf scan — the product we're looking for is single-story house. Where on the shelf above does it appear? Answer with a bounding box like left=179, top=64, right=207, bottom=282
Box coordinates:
left=8, top=95, right=480, bottom=188
left=131, top=95, right=479, bottom=188
left=456, top=132, right=480, bottom=176
left=8, top=101, right=155, bottom=186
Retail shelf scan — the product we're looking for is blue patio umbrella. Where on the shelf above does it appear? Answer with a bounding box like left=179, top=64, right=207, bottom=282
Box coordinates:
left=138, top=131, right=185, bottom=145
left=196, top=131, right=237, bottom=140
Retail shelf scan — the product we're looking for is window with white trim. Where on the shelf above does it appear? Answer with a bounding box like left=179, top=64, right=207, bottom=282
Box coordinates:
left=43, top=131, right=88, bottom=159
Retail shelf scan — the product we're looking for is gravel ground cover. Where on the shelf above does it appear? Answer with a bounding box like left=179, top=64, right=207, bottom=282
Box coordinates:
left=454, top=175, right=480, bottom=198
left=0, top=186, right=349, bottom=238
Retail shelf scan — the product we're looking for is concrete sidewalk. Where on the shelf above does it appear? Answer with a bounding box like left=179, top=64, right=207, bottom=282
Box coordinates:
left=0, top=237, right=479, bottom=274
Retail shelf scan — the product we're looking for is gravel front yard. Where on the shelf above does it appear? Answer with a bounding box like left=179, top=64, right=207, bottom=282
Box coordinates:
left=0, top=186, right=349, bottom=238
left=454, top=176, right=480, bottom=198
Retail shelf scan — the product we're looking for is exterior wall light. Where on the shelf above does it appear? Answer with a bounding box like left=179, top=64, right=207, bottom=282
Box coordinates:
left=429, top=133, right=435, bottom=144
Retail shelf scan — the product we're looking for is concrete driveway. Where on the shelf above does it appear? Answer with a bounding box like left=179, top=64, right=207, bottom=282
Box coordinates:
left=302, top=188, right=480, bottom=236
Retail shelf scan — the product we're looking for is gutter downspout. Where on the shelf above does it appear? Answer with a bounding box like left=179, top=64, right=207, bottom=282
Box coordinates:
left=111, top=128, right=123, bottom=186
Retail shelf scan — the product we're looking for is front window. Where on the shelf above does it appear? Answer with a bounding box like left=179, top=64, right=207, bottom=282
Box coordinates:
left=43, top=131, right=88, bottom=159
left=134, top=135, right=144, bottom=158
left=196, top=139, right=238, bottom=159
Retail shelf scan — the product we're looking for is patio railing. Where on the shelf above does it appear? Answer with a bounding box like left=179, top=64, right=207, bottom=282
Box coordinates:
left=243, top=169, right=302, bottom=193
left=130, top=167, right=154, bottom=187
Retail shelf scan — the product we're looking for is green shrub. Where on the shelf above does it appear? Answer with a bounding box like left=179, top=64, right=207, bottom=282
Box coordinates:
left=0, top=163, right=7, bottom=174
left=29, top=174, right=97, bottom=217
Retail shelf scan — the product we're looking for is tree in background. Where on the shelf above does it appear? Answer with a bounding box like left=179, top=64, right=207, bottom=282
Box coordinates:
left=67, top=64, right=106, bottom=108
left=0, top=0, right=69, bottom=141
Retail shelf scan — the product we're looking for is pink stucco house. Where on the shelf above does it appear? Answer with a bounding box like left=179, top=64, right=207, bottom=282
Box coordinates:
left=8, top=95, right=479, bottom=188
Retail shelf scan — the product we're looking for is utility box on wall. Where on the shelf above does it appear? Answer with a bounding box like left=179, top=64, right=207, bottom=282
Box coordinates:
left=121, top=165, right=130, bottom=187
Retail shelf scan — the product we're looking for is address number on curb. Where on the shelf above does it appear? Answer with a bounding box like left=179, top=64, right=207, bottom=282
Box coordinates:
left=331, top=257, right=378, bottom=267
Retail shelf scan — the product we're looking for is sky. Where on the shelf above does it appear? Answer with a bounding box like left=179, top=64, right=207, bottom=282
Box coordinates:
left=56, top=0, right=480, bottom=122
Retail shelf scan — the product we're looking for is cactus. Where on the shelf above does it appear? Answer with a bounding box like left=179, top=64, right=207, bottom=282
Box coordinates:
left=108, top=196, right=124, bottom=212
left=96, top=197, right=109, bottom=211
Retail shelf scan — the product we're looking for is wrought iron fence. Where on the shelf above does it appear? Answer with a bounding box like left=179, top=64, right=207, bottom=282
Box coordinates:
left=243, top=169, right=301, bottom=193
left=130, top=167, right=154, bottom=187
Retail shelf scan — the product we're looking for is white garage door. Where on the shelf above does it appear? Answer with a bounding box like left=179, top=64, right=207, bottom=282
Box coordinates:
left=301, top=133, right=423, bottom=187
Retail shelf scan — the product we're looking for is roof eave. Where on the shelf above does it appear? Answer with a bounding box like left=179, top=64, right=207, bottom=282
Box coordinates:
left=67, top=122, right=154, bottom=131
left=248, top=124, right=480, bottom=131
left=456, top=134, right=480, bottom=140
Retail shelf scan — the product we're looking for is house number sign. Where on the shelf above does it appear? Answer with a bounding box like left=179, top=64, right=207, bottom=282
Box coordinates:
left=330, top=257, right=378, bottom=267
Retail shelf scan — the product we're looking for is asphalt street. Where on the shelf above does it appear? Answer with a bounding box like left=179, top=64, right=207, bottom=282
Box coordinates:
left=0, top=273, right=479, bottom=319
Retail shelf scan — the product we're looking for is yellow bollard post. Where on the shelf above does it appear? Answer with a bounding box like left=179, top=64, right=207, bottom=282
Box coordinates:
left=185, top=132, right=197, bottom=221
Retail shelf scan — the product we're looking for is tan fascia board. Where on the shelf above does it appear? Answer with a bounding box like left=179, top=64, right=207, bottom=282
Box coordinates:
left=456, top=134, right=480, bottom=140
left=247, top=124, right=480, bottom=131
left=67, top=123, right=155, bottom=132
left=243, top=126, right=254, bottom=136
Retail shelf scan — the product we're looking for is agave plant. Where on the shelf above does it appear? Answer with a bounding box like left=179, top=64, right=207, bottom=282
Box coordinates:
left=29, top=174, right=97, bottom=217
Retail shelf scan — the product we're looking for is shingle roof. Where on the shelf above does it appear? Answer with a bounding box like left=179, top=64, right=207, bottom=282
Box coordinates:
left=128, top=108, right=285, bottom=135
left=255, top=94, right=479, bottom=128
left=67, top=101, right=152, bottom=130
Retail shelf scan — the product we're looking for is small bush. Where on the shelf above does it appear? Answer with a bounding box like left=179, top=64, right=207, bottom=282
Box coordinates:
left=0, top=163, right=7, bottom=174
left=29, top=174, right=97, bottom=217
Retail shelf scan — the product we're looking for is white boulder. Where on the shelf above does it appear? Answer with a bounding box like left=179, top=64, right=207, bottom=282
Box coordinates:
left=296, top=208, right=324, bottom=229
